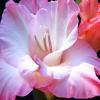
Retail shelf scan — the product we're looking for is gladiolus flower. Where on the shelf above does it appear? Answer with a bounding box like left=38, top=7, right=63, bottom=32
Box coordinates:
left=0, top=0, right=100, bottom=100
left=79, top=0, right=100, bottom=51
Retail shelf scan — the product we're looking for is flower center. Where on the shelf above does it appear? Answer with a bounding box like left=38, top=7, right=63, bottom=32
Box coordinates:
left=34, top=27, right=53, bottom=53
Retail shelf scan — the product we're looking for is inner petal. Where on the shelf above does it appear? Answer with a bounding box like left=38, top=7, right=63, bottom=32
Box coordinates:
left=29, top=0, right=79, bottom=66
left=29, top=26, right=55, bottom=61
left=43, top=51, right=63, bottom=66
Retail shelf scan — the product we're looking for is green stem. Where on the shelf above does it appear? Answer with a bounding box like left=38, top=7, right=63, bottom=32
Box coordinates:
left=45, top=93, right=63, bottom=100
left=33, top=89, right=47, bottom=100
left=45, top=93, right=54, bottom=100
left=33, top=89, right=62, bottom=100
left=75, top=0, right=81, bottom=4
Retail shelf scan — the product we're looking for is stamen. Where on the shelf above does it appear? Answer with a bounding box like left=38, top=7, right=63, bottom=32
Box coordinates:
left=43, top=35, right=48, bottom=51
left=35, top=27, right=53, bottom=53
left=34, top=35, right=44, bottom=51
left=43, top=27, right=52, bottom=53
left=48, top=34, right=52, bottom=52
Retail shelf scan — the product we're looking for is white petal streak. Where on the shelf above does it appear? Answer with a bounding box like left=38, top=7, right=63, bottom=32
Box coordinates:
left=0, top=59, right=32, bottom=100
left=0, top=1, right=38, bottom=74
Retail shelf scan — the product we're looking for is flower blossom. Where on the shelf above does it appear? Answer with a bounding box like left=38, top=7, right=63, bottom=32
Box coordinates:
left=79, top=0, right=100, bottom=51
left=78, top=0, right=100, bottom=81
left=0, top=0, right=100, bottom=100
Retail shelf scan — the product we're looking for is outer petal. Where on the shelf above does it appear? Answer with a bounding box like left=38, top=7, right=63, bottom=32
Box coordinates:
left=63, top=39, right=100, bottom=74
left=48, top=63, right=100, bottom=98
left=20, top=0, right=48, bottom=13
left=0, top=59, right=32, bottom=100
left=79, top=4, right=100, bottom=51
left=36, top=39, right=100, bottom=98
left=79, top=0, right=98, bottom=21
left=0, top=0, right=38, bottom=73
left=79, top=17, right=100, bottom=51
left=0, top=1, right=53, bottom=93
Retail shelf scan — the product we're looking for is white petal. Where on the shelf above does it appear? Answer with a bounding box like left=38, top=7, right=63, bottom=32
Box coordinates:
left=0, top=59, right=32, bottom=100
left=0, top=1, right=38, bottom=74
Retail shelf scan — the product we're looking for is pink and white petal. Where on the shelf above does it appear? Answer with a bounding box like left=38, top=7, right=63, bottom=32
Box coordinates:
left=35, top=0, right=79, bottom=50
left=20, top=0, right=36, bottom=13
left=49, top=40, right=100, bottom=98
left=20, top=0, right=48, bottom=13
left=27, top=9, right=51, bottom=60
left=56, top=0, right=79, bottom=49
left=48, top=63, right=100, bottom=98
left=38, top=39, right=100, bottom=78
left=39, top=0, right=79, bottom=51
left=37, top=39, right=100, bottom=98
left=62, top=39, right=100, bottom=71
left=34, top=57, right=70, bottom=79
left=0, top=1, right=38, bottom=73
left=34, top=0, right=79, bottom=66
left=0, top=59, right=33, bottom=100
